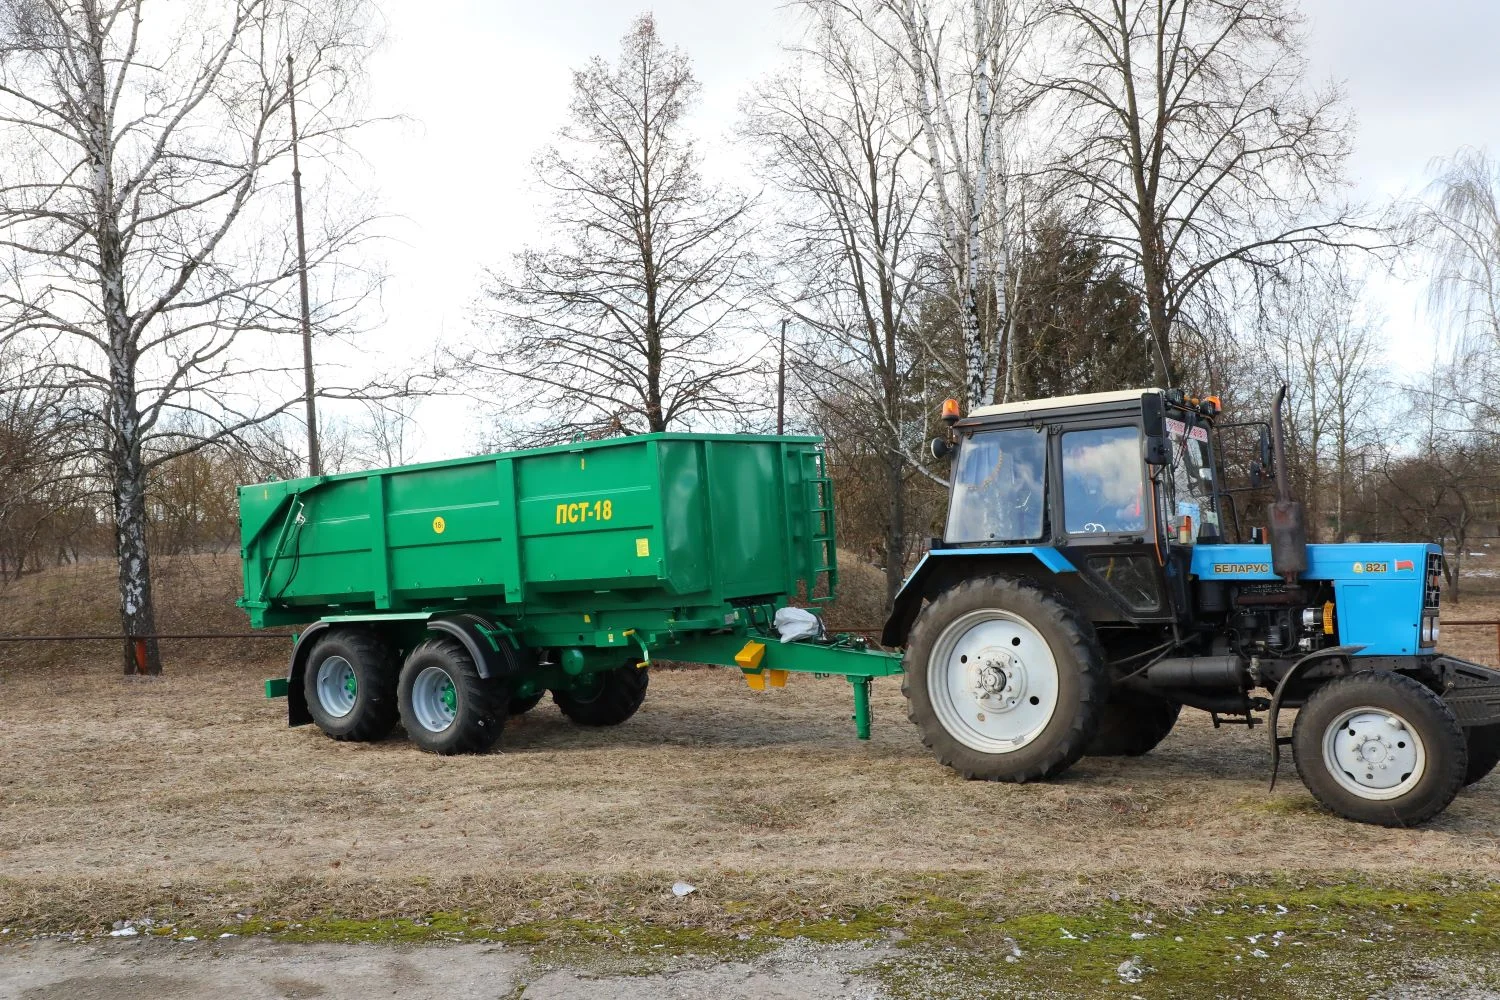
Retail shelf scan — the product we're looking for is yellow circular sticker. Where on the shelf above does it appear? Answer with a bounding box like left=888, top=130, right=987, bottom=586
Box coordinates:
left=433, top=516, right=446, bottom=534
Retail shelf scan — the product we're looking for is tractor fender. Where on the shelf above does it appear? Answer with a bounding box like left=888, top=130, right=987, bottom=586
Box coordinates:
left=425, top=613, right=523, bottom=681
left=881, top=547, right=1080, bottom=647
left=1266, top=644, right=1365, bottom=789
left=284, top=620, right=334, bottom=727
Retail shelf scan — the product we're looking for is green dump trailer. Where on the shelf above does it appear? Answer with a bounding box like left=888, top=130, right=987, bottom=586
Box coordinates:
left=242, top=432, right=901, bottom=753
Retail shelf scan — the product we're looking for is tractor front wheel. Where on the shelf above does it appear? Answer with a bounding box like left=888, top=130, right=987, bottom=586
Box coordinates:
left=903, top=577, right=1107, bottom=782
left=1292, top=671, right=1466, bottom=827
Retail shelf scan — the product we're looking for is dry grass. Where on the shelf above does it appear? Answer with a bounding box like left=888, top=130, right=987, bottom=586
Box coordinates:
left=3, top=555, right=1500, bottom=933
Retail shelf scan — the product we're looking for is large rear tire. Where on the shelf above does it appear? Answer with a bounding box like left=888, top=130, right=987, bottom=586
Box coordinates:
left=1292, top=671, right=1466, bottom=827
left=553, top=662, right=649, bottom=726
left=1464, top=724, right=1500, bottom=786
left=1087, top=689, right=1180, bottom=757
left=302, top=629, right=399, bottom=742
left=902, top=577, right=1107, bottom=782
left=397, top=638, right=508, bottom=754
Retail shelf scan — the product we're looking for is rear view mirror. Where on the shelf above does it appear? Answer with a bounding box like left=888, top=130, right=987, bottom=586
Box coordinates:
left=1141, top=392, right=1166, bottom=437
left=930, top=436, right=952, bottom=460
left=1143, top=435, right=1170, bottom=466
left=1257, top=425, right=1274, bottom=475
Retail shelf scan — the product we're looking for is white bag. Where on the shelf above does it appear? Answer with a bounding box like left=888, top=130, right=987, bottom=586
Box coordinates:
left=774, top=606, right=825, bottom=644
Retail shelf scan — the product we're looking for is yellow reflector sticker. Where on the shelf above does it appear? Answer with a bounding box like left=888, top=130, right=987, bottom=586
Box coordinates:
left=432, top=516, right=446, bottom=534
left=636, top=537, right=650, bottom=557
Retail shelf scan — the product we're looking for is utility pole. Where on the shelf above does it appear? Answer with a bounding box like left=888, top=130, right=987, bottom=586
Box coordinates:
left=288, top=55, right=320, bottom=477
left=777, top=317, right=788, bottom=434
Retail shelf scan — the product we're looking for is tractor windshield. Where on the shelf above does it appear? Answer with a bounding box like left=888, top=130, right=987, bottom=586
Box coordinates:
left=1164, top=415, right=1220, bottom=540
left=946, top=427, right=1046, bottom=544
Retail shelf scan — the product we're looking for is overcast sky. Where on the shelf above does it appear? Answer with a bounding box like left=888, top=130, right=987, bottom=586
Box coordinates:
left=339, top=0, right=1500, bottom=461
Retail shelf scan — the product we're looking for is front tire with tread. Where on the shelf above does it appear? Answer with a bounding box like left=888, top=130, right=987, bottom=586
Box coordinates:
left=1292, top=671, right=1466, bottom=827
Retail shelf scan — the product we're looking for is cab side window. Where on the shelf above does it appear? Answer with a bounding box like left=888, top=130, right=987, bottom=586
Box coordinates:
left=1062, top=426, right=1145, bottom=535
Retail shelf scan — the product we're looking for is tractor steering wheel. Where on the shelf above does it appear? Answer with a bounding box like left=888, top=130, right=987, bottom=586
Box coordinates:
left=1082, top=522, right=1107, bottom=533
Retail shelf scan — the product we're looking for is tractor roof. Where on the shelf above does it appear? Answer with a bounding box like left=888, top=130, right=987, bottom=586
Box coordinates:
left=968, top=387, right=1161, bottom=421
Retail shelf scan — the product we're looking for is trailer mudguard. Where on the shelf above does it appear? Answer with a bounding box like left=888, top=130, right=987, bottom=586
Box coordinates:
left=881, top=547, right=1078, bottom=647
left=284, top=621, right=334, bottom=727
left=425, top=613, right=524, bottom=681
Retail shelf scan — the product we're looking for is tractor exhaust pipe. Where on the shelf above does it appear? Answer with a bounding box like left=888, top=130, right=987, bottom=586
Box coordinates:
left=1267, top=386, right=1307, bottom=584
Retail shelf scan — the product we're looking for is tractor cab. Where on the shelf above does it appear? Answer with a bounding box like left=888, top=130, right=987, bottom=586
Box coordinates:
left=936, top=387, right=1226, bottom=626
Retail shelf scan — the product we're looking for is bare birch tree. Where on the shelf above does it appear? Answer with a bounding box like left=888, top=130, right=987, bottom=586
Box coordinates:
left=0, top=0, right=380, bottom=673
left=803, top=0, right=1039, bottom=408
left=1045, top=0, right=1356, bottom=385
left=1409, top=146, right=1500, bottom=416
left=745, top=7, right=932, bottom=598
left=470, top=15, right=756, bottom=442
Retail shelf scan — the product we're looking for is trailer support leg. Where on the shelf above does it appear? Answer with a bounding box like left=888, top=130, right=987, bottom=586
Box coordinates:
left=851, top=677, right=872, bottom=740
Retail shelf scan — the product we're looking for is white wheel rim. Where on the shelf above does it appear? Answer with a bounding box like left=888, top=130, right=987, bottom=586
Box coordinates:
left=927, top=608, right=1060, bottom=754
left=315, top=656, right=357, bottom=718
left=1321, top=705, right=1426, bottom=801
left=410, top=665, right=457, bottom=733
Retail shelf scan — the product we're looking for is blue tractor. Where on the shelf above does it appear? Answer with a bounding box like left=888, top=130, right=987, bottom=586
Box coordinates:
left=883, top=387, right=1500, bottom=826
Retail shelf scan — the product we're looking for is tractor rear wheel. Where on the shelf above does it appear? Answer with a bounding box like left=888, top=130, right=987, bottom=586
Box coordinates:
left=1087, top=689, right=1180, bottom=757
left=1292, top=671, right=1466, bottom=827
left=902, top=577, right=1107, bottom=782
left=1464, top=724, right=1500, bottom=786
left=553, top=662, right=649, bottom=726
left=397, top=638, right=508, bottom=754
left=302, top=629, right=399, bottom=742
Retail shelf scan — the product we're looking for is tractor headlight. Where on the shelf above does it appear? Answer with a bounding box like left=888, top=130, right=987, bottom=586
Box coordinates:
left=1420, top=615, right=1440, bottom=648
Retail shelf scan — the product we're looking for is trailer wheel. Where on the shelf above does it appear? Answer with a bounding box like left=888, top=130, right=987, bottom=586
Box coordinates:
left=397, top=638, right=508, bottom=754
left=1086, top=690, right=1180, bottom=757
left=302, top=630, right=399, bottom=742
left=509, top=692, right=546, bottom=717
left=1292, top=672, right=1467, bottom=827
left=903, top=577, right=1107, bottom=782
left=553, top=662, right=649, bottom=726
left=1464, top=724, right=1500, bottom=786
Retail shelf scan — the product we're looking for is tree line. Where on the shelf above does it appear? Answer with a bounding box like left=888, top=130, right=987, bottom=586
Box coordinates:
left=2, top=0, right=1499, bottom=676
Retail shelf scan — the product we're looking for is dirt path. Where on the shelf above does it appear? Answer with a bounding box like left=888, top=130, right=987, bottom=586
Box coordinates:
left=5, top=936, right=1499, bottom=1000
left=0, top=938, right=889, bottom=1000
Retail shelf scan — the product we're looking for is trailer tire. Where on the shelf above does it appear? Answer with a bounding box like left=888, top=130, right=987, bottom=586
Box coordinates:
left=553, top=663, right=649, bottom=726
left=509, top=692, right=546, bottom=717
left=1292, top=671, right=1466, bottom=827
left=398, top=638, right=508, bottom=754
left=1086, top=690, right=1180, bottom=757
left=302, top=630, right=399, bottom=742
left=903, top=577, right=1107, bottom=783
left=1464, top=724, right=1500, bottom=786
